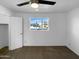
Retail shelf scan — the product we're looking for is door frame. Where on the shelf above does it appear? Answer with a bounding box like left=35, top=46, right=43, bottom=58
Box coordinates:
left=21, top=17, right=24, bottom=48
left=0, top=17, right=23, bottom=50
left=0, top=17, right=10, bottom=50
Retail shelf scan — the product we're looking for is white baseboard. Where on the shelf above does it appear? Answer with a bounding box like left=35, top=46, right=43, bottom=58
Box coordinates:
left=0, top=42, right=8, bottom=49
left=24, top=42, right=66, bottom=46
left=66, top=45, right=79, bottom=56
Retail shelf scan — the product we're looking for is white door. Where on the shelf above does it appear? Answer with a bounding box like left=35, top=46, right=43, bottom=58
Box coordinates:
left=9, top=17, right=23, bottom=50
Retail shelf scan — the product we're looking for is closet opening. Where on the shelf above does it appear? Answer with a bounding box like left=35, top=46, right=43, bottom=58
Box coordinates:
left=0, top=24, right=9, bottom=55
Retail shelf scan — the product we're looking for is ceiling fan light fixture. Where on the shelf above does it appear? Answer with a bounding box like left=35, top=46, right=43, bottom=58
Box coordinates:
left=31, top=3, right=39, bottom=8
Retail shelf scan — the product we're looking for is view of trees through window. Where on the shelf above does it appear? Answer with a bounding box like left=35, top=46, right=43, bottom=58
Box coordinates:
left=30, top=18, right=49, bottom=30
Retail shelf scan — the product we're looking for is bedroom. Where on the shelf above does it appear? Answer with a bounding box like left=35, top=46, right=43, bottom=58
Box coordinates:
left=0, top=0, right=79, bottom=59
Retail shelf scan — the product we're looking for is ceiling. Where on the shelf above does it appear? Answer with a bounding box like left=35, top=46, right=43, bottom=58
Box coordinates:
left=0, top=0, right=79, bottom=13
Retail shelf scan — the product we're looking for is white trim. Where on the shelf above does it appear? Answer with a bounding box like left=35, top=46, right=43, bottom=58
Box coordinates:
left=24, top=42, right=66, bottom=46
left=66, top=45, right=79, bottom=56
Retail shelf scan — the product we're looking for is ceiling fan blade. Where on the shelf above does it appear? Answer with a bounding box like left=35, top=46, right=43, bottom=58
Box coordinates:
left=39, top=0, right=56, bottom=5
left=17, top=2, right=30, bottom=6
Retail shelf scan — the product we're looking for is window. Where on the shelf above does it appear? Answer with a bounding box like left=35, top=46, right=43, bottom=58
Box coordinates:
left=30, top=17, right=49, bottom=30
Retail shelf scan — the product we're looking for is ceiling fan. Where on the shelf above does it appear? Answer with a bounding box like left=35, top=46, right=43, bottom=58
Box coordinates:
left=17, top=0, right=56, bottom=8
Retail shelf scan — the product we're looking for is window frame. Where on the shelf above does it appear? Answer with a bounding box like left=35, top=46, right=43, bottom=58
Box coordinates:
left=29, top=17, right=49, bottom=31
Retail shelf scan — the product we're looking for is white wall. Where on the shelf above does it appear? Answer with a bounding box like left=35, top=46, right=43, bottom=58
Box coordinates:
left=0, top=25, right=8, bottom=48
left=67, top=8, right=79, bottom=56
left=13, top=13, right=67, bottom=46
left=0, top=5, right=11, bottom=16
